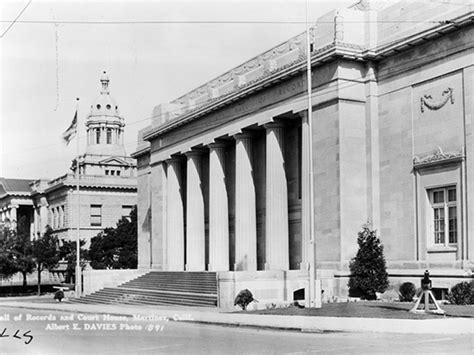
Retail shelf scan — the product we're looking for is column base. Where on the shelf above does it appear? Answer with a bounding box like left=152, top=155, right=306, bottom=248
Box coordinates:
left=168, top=264, right=184, bottom=271
left=208, top=264, right=229, bottom=272
left=186, top=264, right=205, bottom=271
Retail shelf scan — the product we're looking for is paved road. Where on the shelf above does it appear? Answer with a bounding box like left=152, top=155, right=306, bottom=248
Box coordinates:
left=0, top=306, right=472, bottom=354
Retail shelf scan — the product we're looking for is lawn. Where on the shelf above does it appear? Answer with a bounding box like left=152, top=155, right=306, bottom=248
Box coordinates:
left=246, top=301, right=474, bottom=319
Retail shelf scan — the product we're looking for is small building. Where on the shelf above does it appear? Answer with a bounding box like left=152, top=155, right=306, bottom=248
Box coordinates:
left=0, top=178, right=35, bottom=233
left=0, top=73, right=137, bottom=246
left=133, top=0, right=473, bottom=306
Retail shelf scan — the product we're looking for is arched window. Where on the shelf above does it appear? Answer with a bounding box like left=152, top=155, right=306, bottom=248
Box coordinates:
left=96, top=128, right=100, bottom=144
left=107, top=128, right=112, bottom=144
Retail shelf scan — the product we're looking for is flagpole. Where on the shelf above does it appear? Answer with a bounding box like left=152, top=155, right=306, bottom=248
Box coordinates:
left=75, top=97, right=82, bottom=298
left=306, top=0, right=320, bottom=308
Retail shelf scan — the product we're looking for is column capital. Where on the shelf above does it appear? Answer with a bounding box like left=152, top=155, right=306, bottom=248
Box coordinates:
left=166, top=155, right=185, bottom=164
left=233, top=131, right=256, bottom=140
left=208, top=140, right=228, bottom=149
left=184, top=148, right=207, bottom=157
left=39, top=197, right=49, bottom=207
left=264, top=121, right=286, bottom=130
left=150, top=159, right=168, bottom=168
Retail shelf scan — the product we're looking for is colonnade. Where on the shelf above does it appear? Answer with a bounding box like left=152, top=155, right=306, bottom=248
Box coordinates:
left=163, top=122, right=291, bottom=272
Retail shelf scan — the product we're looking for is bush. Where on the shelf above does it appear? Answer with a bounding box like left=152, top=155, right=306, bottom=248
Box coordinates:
left=399, top=282, right=416, bottom=302
left=446, top=281, right=474, bottom=305
left=348, top=224, right=389, bottom=300
left=234, top=289, right=255, bottom=310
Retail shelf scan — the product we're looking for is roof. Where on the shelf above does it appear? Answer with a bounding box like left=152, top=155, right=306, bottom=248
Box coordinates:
left=0, top=177, right=33, bottom=197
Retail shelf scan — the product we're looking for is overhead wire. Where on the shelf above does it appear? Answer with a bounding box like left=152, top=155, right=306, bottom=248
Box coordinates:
left=0, top=0, right=32, bottom=38
left=2, top=1, right=470, bottom=161
left=0, top=19, right=455, bottom=25
left=4, top=35, right=472, bottom=161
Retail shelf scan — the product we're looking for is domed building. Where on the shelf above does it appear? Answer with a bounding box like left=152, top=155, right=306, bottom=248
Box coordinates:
left=0, top=72, right=137, bottom=288
left=1, top=72, right=137, bottom=246
left=76, top=72, right=135, bottom=177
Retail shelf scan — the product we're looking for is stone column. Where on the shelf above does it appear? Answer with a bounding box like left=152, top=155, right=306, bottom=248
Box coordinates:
left=10, top=206, right=17, bottom=230
left=10, top=206, right=17, bottom=222
left=150, top=162, right=167, bottom=270
left=39, top=198, right=49, bottom=233
left=166, top=158, right=185, bottom=271
left=185, top=150, right=206, bottom=271
left=234, top=133, right=257, bottom=271
left=265, top=122, right=289, bottom=270
left=208, top=142, right=229, bottom=271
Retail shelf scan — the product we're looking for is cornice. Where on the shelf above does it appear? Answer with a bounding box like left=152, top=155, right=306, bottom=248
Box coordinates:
left=142, top=43, right=365, bottom=142
left=131, top=146, right=150, bottom=159
left=136, top=11, right=473, bottom=153
left=413, top=147, right=465, bottom=169
left=369, top=11, right=473, bottom=60
left=45, top=174, right=137, bottom=194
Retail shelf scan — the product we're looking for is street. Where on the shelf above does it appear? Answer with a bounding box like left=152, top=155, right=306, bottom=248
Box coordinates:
left=0, top=306, right=472, bottom=354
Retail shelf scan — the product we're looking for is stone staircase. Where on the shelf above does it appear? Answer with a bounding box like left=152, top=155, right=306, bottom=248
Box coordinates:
left=70, top=271, right=218, bottom=307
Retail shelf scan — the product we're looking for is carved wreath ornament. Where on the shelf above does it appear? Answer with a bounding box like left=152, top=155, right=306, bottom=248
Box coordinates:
left=420, top=87, right=454, bottom=113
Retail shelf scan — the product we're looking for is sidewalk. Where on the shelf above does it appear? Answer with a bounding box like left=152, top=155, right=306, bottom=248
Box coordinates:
left=0, top=298, right=472, bottom=335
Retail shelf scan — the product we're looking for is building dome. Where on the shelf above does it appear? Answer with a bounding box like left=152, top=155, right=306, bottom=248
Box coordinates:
left=84, top=71, right=126, bottom=157
left=88, top=71, right=121, bottom=119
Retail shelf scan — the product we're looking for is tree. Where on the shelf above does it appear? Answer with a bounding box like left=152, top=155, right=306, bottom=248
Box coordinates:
left=59, top=239, right=87, bottom=284
left=32, top=226, right=60, bottom=295
left=348, top=224, right=389, bottom=300
left=0, top=224, right=18, bottom=280
left=0, top=216, right=35, bottom=291
left=88, top=206, right=137, bottom=269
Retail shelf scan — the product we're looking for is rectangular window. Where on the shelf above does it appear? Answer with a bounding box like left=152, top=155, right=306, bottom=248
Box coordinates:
left=448, top=206, right=457, bottom=243
left=433, top=207, right=445, bottom=244
left=122, top=205, right=133, bottom=221
left=95, top=128, right=100, bottom=144
left=107, top=128, right=112, bottom=144
left=90, top=205, right=102, bottom=226
left=430, top=187, right=457, bottom=245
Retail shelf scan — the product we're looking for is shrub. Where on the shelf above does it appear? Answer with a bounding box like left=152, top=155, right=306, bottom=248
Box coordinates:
left=234, top=289, right=255, bottom=310
left=399, top=282, right=416, bottom=302
left=348, top=224, right=389, bottom=300
left=446, top=281, right=474, bottom=305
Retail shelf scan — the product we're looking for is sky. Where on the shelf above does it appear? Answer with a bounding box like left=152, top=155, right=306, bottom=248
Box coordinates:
left=0, top=0, right=355, bottom=180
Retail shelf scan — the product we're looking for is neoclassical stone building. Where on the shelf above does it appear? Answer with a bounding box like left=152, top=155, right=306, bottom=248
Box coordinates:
left=133, top=0, right=473, bottom=305
left=1, top=73, right=137, bottom=245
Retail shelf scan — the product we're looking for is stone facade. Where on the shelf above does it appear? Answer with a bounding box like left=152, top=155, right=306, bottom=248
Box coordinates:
left=1, top=73, right=137, bottom=249
left=133, top=0, right=473, bottom=304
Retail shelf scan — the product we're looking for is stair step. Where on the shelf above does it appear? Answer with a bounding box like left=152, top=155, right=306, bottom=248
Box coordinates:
left=76, top=271, right=219, bottom=307
left=77, top=294, right=217, bottom=307
left=120, top=285, right=216, bottom=293
left=98, top=288, right=217, bottom=300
